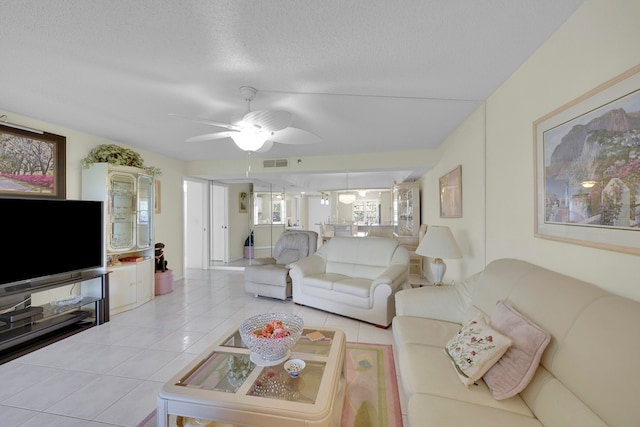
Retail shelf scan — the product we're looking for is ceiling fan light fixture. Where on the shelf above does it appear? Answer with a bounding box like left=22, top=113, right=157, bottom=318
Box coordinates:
left=231, top=128, right=269, bottom=152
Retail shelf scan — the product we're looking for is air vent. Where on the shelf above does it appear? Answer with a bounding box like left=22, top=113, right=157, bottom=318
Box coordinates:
left=263, top=159, right=289, bottom=168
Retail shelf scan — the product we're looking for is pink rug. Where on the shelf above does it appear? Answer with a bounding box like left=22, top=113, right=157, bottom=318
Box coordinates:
left=138, top=342, right=402, bottom=427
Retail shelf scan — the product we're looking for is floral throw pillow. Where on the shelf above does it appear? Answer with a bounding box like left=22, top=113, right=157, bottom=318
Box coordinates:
left=445, top=316, right=512, bottom=387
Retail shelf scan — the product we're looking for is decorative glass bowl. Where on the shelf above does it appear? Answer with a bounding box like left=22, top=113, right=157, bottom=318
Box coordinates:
left=239, top=312, right=304, bottom=363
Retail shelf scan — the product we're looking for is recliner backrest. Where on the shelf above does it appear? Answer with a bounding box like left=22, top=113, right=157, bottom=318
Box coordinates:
left=273, top=230, right=318, bottom=265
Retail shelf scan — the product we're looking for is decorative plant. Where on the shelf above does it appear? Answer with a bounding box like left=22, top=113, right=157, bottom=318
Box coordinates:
left=81, top=144, right=161, bottom=177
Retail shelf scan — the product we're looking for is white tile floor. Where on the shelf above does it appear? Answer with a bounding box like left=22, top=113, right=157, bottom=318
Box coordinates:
left=0, top=268, right=408, bottom=426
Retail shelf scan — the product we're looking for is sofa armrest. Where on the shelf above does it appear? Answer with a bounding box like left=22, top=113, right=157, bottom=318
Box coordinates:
left=372, top=264, right=408, bottom=290
left=289, top=254, right=326, bottom=277
left=395, top=285, right=467, bottom=324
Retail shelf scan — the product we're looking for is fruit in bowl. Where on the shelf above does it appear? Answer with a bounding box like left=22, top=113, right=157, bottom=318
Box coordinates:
left=239, top=313, right=304, bottom=362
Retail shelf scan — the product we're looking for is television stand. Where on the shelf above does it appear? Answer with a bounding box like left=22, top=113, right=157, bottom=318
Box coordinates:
left=0, top=270, right=109, bottom=364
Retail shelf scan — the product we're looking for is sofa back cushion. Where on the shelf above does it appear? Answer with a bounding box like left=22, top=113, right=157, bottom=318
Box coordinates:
left=318, top=236, right=403, bottom=280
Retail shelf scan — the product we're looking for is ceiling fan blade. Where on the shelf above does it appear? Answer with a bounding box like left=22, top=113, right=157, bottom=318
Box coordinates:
left=243, top=110, right=292, bottom=132
left=185, top=131, right=238, bottom=143
left=169, top=113, right=241, bottom=131
left=255, top=140, right=274, bottom=153
left=270, top=127, right=320, bottom=145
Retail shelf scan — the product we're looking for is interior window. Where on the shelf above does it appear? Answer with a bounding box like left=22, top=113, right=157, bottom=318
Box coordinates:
left=353, top=200, right=380, bottom=225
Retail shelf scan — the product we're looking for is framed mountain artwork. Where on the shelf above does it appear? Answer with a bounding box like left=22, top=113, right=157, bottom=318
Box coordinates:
left=534, top=64, right=640, bottom=255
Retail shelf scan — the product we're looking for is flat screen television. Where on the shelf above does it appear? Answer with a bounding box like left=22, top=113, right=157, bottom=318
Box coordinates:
left=0, top=198, right=104, bottom=287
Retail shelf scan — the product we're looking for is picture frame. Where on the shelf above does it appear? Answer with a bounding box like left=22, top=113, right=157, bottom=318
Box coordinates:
left=534, top=64, right=640, bottom=255
left=154, top=180, right=161, bottom=214
left=439, top=165, right=462, bottom=218
left=239, top=191, right=248, bottom=213
left=0, top=123, right=66, bottom=199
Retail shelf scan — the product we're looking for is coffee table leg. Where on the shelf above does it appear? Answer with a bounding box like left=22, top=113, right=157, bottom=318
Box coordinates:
left=157, top=396, right=169, bottom=427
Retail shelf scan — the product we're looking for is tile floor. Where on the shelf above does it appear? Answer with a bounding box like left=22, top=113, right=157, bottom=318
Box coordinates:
left=0, top=268, right=408, bottom=426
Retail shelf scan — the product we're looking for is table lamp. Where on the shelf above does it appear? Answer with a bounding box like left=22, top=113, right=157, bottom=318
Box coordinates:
left=415, top=226, right=462, bottom=285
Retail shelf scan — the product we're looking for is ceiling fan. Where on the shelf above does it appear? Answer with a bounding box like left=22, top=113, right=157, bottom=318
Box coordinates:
left=170, top=86, right=320, bottom=153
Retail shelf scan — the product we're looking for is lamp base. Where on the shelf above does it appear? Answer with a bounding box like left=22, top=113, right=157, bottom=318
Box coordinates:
left=430, top=258, right=446, bottom=286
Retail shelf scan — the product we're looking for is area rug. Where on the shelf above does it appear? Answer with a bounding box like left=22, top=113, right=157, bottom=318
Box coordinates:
left=137, top=342, right=402, bottom=427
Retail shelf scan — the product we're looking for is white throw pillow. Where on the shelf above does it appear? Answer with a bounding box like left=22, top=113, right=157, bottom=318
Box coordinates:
left=445, top=316, right=512, bottom=387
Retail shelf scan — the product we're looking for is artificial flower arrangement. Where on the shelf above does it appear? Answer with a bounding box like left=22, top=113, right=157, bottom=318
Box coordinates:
left=252, top=320, right=291, bottom=339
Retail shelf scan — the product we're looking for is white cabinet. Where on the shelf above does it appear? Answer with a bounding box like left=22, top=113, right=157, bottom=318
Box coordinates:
left=108, top=259, right=154, bottom=316
left=82, top=163, right=155, bottom=315
left=108, top=264, right=137, bottom=314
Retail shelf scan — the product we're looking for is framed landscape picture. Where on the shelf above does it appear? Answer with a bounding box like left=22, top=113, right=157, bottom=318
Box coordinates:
left=534, top=64, right=640, bottom=255
left=0, top=122, right=66, bottom=199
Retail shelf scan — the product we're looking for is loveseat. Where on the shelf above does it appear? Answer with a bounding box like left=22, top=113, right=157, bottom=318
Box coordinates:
left=393, top=258, right=640, bottom=426
left=289, top=236, right=409, bottom=327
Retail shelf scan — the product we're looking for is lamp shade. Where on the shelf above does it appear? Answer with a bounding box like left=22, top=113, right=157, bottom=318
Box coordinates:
left=415, top=226, right=462, bottom=259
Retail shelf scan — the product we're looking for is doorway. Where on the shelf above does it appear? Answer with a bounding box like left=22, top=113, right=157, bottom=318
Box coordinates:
left=184, top=179, right=209, bottom=269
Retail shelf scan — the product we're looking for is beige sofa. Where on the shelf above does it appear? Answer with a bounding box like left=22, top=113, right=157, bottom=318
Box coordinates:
left=289, top=236, right=409, bottom=327
left=393, top=258, right=640, bottom=426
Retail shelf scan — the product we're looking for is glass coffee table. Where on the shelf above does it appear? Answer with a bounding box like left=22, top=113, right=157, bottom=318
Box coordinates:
left=157, top=325, right=346, bottom=427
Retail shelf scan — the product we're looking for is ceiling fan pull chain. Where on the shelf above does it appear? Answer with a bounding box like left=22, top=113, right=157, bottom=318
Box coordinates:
left=246, top=152, right=252, bottom=177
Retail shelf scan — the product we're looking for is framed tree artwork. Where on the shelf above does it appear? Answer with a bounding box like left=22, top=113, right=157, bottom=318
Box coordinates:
left=0, top=120, right=66, bottom=199
left=534, top=64, right=640, bottom=255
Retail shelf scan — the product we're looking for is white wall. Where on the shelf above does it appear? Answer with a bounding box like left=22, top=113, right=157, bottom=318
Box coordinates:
left=434, top=0, right=640, bottom=301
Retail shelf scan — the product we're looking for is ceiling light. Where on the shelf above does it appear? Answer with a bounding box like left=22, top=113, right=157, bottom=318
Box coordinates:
left=230, top=128, right=269, bottom=152
left=581, top=180, right=597, bottom=188
left=339, top=172, right=356, bottom=204
left=339, top=193, right=356, bottom=204
left=358, top=190, right=367, bottom=197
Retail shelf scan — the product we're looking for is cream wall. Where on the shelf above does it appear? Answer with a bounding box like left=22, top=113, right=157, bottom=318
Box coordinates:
left=0, top=109, right=188, bottom=280
left=435, top=0, right=640, bottom=301
left=421, top=105, right=486, bottom=282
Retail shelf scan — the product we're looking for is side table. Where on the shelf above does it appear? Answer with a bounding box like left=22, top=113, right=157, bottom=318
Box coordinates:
left=409, top=273, right=436, bottom=288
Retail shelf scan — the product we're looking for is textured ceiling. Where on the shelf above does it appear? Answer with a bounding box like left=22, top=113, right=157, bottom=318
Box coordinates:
left=0, top=0, right=585, bottom=191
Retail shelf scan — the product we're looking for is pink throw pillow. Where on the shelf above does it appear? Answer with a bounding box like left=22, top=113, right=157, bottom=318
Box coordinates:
left=483, top=300, right=551, bottom=400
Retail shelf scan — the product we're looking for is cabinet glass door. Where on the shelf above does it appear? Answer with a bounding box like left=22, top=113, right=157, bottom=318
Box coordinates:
left=108, top=172, right=136, bottom=252
left=137, top=175, right=153, bottom=250
left=393, top=181, right=420, bottom=246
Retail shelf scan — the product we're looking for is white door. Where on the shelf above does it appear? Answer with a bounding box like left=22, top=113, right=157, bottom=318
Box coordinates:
left=184, top=179, right=209, bottom=269
left=211, top=183, right=228, bottom=263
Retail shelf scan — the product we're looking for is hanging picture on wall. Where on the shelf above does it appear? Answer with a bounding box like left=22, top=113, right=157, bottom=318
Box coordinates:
left=239, top=191, right=248, bottom=213
left=439, top=165, right=462, bottom=218
left=534, top=64, right=640, bottom=255
left=0, top=121, right=66, bottom=199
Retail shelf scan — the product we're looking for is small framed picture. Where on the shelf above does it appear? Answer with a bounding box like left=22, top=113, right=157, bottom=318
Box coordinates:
left=439, top=165, right=462, bottom=218
left=239, top=191, right=248, bottom=213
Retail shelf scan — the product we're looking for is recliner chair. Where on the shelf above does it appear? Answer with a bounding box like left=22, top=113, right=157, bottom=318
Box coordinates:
left=244, top=230, right=318, bottom=300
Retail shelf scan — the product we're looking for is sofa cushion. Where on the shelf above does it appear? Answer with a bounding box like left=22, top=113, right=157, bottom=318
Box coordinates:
left=399, top=343, right=533, bottom=416
left=408, top=394, right=542, bottom=427
left=484, top=300, right=550, bottom=400
left=304, top=273, right=347, bottom=290
left=333, top=278, right=371, bottom=297
left=392, top=315, right=462, bottom=349
left=445, top=317, right=512, bottom=387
